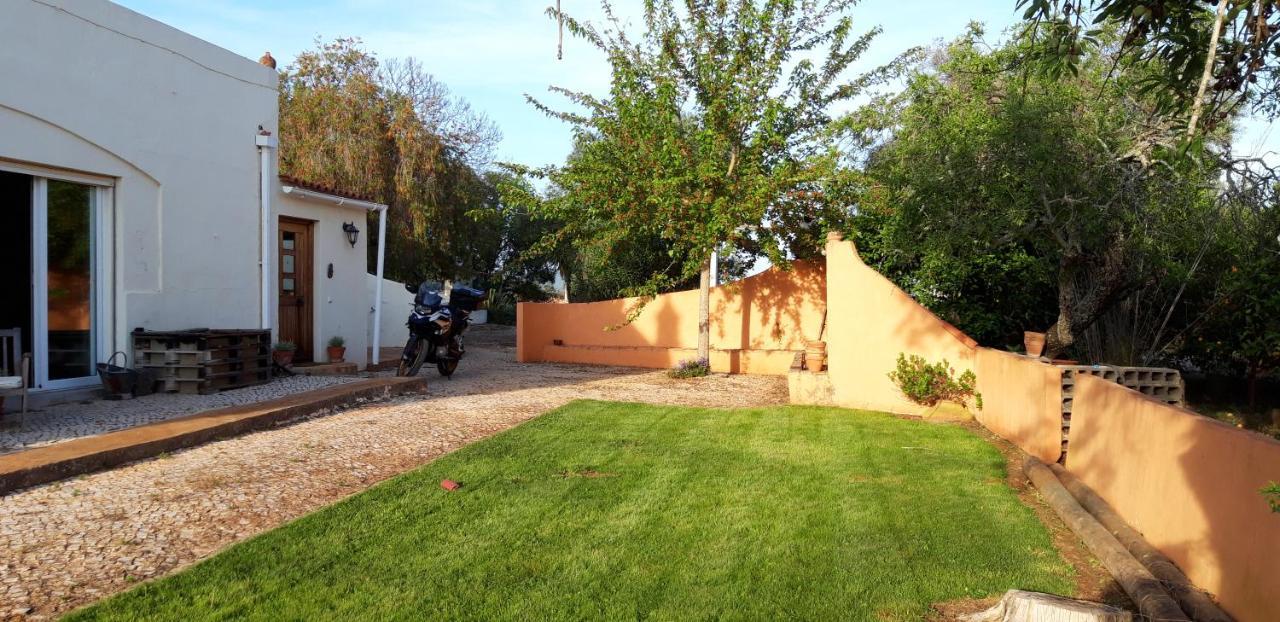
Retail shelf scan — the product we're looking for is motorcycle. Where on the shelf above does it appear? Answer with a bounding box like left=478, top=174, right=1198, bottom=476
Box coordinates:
left=396, top=282, right=485, bottom=378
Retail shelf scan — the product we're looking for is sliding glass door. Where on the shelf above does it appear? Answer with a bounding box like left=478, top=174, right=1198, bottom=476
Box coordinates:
left=31, top=177, right=108, bottom=389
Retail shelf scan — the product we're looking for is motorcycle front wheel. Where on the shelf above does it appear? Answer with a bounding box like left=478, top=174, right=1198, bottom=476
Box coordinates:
left=396, top=338, right=429, bottom=377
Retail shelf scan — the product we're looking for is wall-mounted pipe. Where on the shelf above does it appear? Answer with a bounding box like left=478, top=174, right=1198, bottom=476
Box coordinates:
left=256, top=131, right=277, bottom=331
left=371, top=204, right=387, bottom=365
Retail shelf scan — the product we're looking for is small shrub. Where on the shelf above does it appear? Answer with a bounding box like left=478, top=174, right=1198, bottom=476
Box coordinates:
left=1263, top=482, right=1280, bottom=513
left=669, top=357, right=710, bottom=379
left=327, top=335, right=345, bottom=348
left=273, top=341, right=297, bottom=352
left=887, top=353, right=982, bottom=409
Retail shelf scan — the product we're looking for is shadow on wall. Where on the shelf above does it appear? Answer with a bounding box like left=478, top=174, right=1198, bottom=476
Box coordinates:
left=709, top=262, right=828, bottom=368
left=973, top=347, right=1064, bottom=464
left=1067, top=376, right=1280, bottom=622
left=515, top=261, right=826, bottom=375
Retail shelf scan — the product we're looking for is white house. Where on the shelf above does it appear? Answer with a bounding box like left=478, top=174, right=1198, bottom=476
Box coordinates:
left=1, top=0, right=389, bottom=405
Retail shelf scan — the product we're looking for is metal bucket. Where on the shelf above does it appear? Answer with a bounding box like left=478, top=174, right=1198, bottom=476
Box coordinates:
left=96, top=351, right=138, bottom=399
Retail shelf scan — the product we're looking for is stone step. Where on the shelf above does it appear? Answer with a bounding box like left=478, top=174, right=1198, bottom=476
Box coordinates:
left=293, top=362, right=358, bottom=376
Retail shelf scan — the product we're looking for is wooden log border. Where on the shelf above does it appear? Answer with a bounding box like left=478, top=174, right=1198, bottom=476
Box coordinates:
left=1024, top=457, right=1190, bottom=622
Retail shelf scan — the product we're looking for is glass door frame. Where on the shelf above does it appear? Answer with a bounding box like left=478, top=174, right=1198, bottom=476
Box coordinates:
left=28, top=174, right=113, bottom=391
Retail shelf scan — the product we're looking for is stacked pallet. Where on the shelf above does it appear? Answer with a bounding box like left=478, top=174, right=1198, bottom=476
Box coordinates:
left=133, top=329, right=272, bottom=395
left=1057, top=364, right=1184, bottom=461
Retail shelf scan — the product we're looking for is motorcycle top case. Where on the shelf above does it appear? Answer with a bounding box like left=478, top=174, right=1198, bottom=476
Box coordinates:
left=449, top=286, right=486, bottom=311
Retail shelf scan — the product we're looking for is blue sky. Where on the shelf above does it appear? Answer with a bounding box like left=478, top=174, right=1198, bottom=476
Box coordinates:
left=115, top=0, right=1275, bottom=168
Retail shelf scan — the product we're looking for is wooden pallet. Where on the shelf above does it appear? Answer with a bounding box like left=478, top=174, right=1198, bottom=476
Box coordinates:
left=131, top=329, right=272, bottom=395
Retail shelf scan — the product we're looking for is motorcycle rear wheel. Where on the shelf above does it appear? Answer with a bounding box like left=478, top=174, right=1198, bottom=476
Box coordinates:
left=396, top=339, right=429, bottom=377
left=437, top=359, right=458, bottom=377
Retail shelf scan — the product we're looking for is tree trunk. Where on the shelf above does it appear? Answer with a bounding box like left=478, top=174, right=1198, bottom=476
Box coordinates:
left=1044, top=256, right=1081, bottom=359
left=1043, top=241, right=1134, bottom=360
left=698, top=258, right=711, bottom=362
left=1248, top=362, right=1260, bottom=410
left=1044, top=314, right=1075, bottom=360
left=1188, top=0, right=1229, bottom=137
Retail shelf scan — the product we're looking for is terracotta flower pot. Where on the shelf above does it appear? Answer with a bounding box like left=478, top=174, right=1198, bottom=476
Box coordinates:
left=805, top=340, right=827, bottom=372
left=327, top=346, right=346, bottom=363
left=1024, top=331, right=1047, bottom=357
left=272, top=350, right=294, bottom=367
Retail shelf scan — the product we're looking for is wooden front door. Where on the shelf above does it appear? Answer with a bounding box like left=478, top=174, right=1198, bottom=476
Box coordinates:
left=278, top=217, right=314, bottom=362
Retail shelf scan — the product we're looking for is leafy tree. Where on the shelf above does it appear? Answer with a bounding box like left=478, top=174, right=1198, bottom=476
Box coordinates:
left=278, top=39, right=502, bottom=284
left=513, top=0, right=911, bottom=359
left=848, top=25, right=1222, bottom=359
left=1016, top=0, right=1280, bottom=132
left=1186, top=190, right=1280, bottom=407
left=475, top=171, right=567, bottom=302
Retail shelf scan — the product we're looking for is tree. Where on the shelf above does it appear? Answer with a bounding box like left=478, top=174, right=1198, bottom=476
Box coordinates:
left=849, top=25, right=1223, bottom=359
left=513, top=0, right=910, bottom=360
left=1186, top=187, right=1280, bottom=407
left=476, top=171, right=568, bottom=302
left=1016, top=0, right=1280, bottom=132
left=278, top=39, right=502, bottom=284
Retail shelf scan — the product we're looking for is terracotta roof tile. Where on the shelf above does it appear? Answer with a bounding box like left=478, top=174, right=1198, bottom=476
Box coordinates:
left=279, top=174, right=380, bottom=204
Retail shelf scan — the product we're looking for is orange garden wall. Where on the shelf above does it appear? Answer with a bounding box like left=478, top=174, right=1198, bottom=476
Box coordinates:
left=517, top=234, right=1278, bottom=620
left=1067, top=375, right=1280, bottom=622
left=973, top=347, right=1064, bottom=464
left=516, top=262, right=825, bottom=375
left=824, top=238, right=978, bottom=416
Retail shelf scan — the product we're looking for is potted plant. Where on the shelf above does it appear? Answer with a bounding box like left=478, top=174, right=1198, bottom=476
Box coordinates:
left=327, top=336, right=346, bottom=363
left=272, top=341, right=296, bottom=367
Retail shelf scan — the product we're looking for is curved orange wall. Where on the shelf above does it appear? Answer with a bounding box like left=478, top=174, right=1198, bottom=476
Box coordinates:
left=1068, top=375, right=1280, bottom=622
left=516, top=261, right=826, bottom=375
left=823, top=238, right=978, bottom=415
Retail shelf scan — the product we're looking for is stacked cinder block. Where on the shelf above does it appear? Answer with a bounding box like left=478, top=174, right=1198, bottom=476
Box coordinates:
left=133, top=329, right=272, bottom=395
left=1057, top=364, right=1184, bottom=461
left=1115, top=366, right=1185, bottom=405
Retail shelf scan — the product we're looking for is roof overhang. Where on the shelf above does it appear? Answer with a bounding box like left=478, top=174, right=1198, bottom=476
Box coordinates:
left=280, top=184, right=388, bottom=212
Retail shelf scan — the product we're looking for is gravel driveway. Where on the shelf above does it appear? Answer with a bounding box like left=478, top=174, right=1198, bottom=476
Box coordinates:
left=0, top=325, right=787, bottom=619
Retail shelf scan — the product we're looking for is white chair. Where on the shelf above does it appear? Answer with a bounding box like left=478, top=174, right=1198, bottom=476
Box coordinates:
left=0, top=328, right=30, bottom=425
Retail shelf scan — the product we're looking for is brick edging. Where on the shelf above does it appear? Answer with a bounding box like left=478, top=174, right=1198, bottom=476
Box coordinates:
left=0, top=376, right=429, bottom=495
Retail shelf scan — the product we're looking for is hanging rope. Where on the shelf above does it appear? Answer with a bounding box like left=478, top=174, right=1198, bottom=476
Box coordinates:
left=557, top=0, right=564, bottom=60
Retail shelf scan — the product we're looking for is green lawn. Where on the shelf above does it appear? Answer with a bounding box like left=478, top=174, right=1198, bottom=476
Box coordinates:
left=70, top=401, right=1073, bottom=621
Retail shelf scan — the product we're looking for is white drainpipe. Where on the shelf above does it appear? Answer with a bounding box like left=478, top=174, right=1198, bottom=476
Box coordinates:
left=371, top=205, right=387, bottom=365
left=256, top=131, right=277, bottom=332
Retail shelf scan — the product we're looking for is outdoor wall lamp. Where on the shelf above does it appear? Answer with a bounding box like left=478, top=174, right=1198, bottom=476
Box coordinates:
left=342, top=222, right=360, bottom=248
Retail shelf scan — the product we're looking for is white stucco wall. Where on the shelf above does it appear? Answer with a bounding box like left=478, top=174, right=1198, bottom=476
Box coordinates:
left=276, top=194, right=371, bottom=368
left=1, top=0, right=279, bottom=359
left=368, top=274, right=414, bottom=355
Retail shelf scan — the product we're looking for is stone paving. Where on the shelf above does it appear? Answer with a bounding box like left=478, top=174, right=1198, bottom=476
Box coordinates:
left=0, top=375, right=362, bottom=455
left=0, top=325, right=787, bottom=619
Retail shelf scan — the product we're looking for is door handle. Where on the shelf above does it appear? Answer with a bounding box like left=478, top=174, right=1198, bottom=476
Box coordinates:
left=295, top=297, right=305, bottom=307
